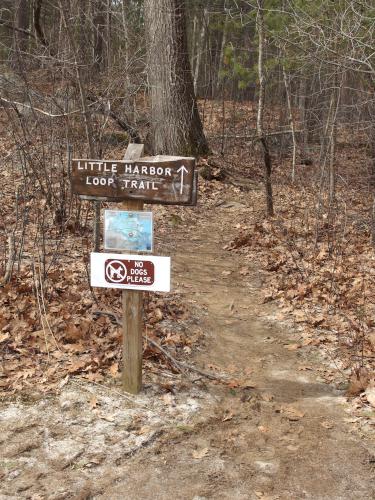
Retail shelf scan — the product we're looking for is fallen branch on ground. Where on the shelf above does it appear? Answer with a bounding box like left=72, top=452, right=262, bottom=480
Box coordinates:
left=93, top=310, right=227, bottom=382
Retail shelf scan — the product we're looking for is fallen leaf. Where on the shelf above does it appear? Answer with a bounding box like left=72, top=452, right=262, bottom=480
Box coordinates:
left=89, top=395, right=98, bottom=409
left=286, top=444, right=300, bottom=451
left=293, top=310, right=308, bottom=323
left=242, top=380, right=256, bottom=389
left=58, top=375, right=70, bottom=389
left=138, top=425, right=152, bottom=435
left=100, top=414, right=115, bottom=422
left=161, top=393, right=174, bottom=405
left=343, top=417, right=359, bottom=423
left=109, top=362, right=119, bottom=377
left=280, top=406, right=305, bottom=421
left=365, top=386, right=375, bottom=407
left=321, top=421, right=334, bottom=429
left=222, top=411, right=234, bottom=422
left=258, top=425, right=269, bottom=433
left=261, top=393, right=274, bottom=402
left=298, top=365, right=313, bottom=371
left=284, top=343, right=301, bottom=351
left=254, top=492, right=280, bottom=500
left=347, top=368, right=370, bottom=396
left=192, top=447, right=209, bottom=459
left=0, top=332, right=10, bottom=343
left=227, top=379, right=241, bottom=389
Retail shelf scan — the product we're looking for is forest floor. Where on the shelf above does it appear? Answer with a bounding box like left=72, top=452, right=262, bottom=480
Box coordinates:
left=1, top=184, right=374, bottom=500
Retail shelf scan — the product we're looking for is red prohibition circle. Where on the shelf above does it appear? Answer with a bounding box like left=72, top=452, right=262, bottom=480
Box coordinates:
left=105, top=260, right=127, bottom=283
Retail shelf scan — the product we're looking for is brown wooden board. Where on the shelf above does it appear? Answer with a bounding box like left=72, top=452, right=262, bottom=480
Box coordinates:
left=71, top=155, right=196, bottom=205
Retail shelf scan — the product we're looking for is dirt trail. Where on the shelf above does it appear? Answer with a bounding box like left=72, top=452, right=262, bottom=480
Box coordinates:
left=1, top=199, right=374, bottom=500
left=104, top=200, right=375, bottom=500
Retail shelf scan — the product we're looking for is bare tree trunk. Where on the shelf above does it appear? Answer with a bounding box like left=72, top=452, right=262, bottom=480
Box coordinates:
left=15, top=0, right=29, bottom=53
left=106, top=0, right=111, bottom=73
left=328, top=112, right=337, bottom=205
left=328, top=72, right=342, bottom=205
left=282, top=64, right=297, bottom=183
left=12, top=0, right=30, bottom=70
left=372, top=196, right=375, bottom=247
left=190, top=13, right=197, bottom=71
left=144, top=0, right=209, bottom=156
left=121, top=0, right=129, bottom=69
left=193, top=8, right=208, bottom=95
left=256, top=0, right=274, bottom=217
left=93, top=0, right=105, bottom=71
left=216, top=12, right=228, bottom=95
left=298, top=78, right=307, bottom=157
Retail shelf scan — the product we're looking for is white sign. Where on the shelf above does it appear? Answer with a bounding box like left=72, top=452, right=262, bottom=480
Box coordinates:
left=90, top=253, right=171, bottom=292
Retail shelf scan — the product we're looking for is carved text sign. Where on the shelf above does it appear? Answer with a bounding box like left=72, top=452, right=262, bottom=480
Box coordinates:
left=71, top=155, right=196, bottom=205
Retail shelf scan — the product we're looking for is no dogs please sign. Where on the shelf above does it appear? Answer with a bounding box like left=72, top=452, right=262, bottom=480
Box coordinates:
left=71, top=155, right=196, bottom=205
left=91, top=253, right=171, bottom=292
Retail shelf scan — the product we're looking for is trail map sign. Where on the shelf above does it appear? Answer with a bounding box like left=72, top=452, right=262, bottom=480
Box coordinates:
left=104, top=210, right=153, bottom=252
left=71, top=155, right=196, bottom=205
left=90, top=253, right=171, bottom=292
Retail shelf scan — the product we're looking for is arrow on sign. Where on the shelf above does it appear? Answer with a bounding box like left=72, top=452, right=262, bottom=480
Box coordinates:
left=177, top=165, right=188, bottom=194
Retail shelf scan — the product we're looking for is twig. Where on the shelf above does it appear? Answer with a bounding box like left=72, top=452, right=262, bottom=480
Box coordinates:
left=32, top=259, right=50, bottom=358
left=208, top=129, right=303, bottom=141
left=36, top=253, right=61, bottom=351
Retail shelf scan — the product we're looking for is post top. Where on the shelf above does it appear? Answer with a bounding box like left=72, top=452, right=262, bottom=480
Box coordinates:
left=139, top=155, right=195, bottom=162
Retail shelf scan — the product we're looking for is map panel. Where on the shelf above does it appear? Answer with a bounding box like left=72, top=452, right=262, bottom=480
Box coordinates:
left=104, top=210, right=153, bottom=252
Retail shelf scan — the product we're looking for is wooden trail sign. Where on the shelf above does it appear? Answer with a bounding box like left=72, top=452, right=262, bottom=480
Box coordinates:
left=76, top=143, right=195, bottom=394
left=71, top=155, right=196, bottom=205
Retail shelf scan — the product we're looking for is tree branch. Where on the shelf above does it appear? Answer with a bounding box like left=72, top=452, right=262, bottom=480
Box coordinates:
left=0, top=96, right=85, bottom=117
left=0, top=20, right=37, bottom=40
left=87, top=94, right=142, bottom=143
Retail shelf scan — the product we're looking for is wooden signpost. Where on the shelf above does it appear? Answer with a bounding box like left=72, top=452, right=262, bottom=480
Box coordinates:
left=71, top=144, right=196, bottom=394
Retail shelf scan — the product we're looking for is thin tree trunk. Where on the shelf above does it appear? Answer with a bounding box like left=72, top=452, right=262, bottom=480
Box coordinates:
left=256, top=0, right=274, bottom=217
left=328, top=71, right=342, bottom=204
left=298, top=78, right=308, bottom=158
left=16, top=0, right=29, bottom=52
left=372, top=196, right=375, bottom=247
left=12, top=0, right=30, bottom=70
left=216, top=12, right=228, bottom=95
left=190, top=13, right=197, bottom=71
left=282, top=64, right=297, bottom=183
left=193, top=8, right=208, bottom=95
left=93, top=0, right=105, bottom=71
left=106, top=0, right=111, bottom=73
